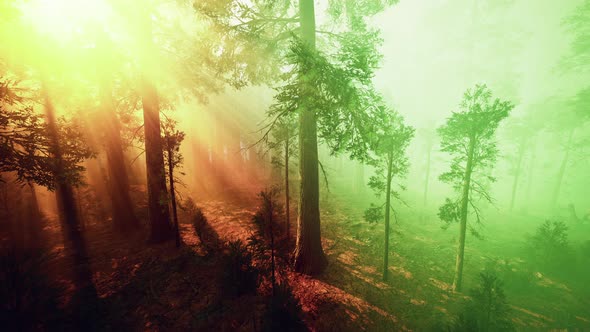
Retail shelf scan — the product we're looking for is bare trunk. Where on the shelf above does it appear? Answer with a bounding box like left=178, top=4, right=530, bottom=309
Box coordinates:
left=509, top=139, right=525, bottom=211
left=453, top=135, right=475, bottom=292
left=423, top=142, right=432, bottom=206
left=27, top=182, right=43, bottom=248
left=524, top=138, right=537, bottom=212
left=285, top=136, right=290, bottom=241
left=551, top=128, right=574, bottom=208
left=293, top=0, right=327, bottom=275
left=383, top=151, right=393, bottom=281
left=142, top=80, right=171, bottom=243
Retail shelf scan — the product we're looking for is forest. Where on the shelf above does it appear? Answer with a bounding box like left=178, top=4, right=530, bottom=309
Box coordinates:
left=1, top=0, right=589, bottom=331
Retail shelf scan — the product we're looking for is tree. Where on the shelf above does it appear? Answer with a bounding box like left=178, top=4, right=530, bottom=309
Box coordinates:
left=364, top=108, right=413, bottom=281
left=162, top=116, right=185, bottom=248
left=417, top=126, right=437, bottom=207
left=438, top=84, right=513, bottom=292
left=267, top=114, right=298, bottom=242
left=0, top=79, right=93, bottom=190
left=195, top=0, right=397, bottom=274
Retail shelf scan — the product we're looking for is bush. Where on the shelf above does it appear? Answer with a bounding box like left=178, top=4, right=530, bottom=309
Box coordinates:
left=252, top=187, right=285, bottom=240
left=262, top=281, right=306, bottom=332
left=452, top=271, right=513, bottom=332
left=0, top=248, right=65, bottom=331
left=221, top=240, right=259, bottom=298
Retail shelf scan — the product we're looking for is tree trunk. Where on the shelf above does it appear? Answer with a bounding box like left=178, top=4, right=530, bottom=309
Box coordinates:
left=293, top=0, right=327, bottom=275
left=383, top=151, right=393, bottom=281
left=285, top=136, right=290, bottom=242
left=453, top=135, right=475, bottom=292
left=100, top=81, right=140, bottom=233
left=27, top=182, right=43, bottom=248
left=142, top=80, right=172, bottom=243
left=167, top=141, right=181, bottom=248
left=423, top=142, right=432, bottom=206
left=43, top=88, right=95, bottom=297
left=509, top=139, right=525, bottom=212
left=524, top=137, right=537, bottom=213
left=551, top=128, right=574, bottom=208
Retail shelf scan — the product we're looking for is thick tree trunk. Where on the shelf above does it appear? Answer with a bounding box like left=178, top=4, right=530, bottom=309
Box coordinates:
left=383, top=152, right=393, bottom=281
left=551, top=128, right=574, bottom=208
left=142, top=81, right=172, bottom=243
left=453, top=135, right=475, bottom=292
left=167, top=143, right=181, bottom=248
left=293, top=0, right=327, bottom=275
left=100, top=81, right=140, bottom=233
left=509, top=139, right=525, bottom=211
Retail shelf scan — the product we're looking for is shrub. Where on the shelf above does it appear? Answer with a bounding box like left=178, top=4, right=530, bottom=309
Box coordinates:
left=452, top=270, right=513, bottom=332
left=252, top=187, right=285, bottom=240
left=262, top=281, right=306, bottom=332
left=0, top=248, right=65, bottom=331
left=221, top=240, right=259, bottom=297
left=527, top=220, right=572, bottom=270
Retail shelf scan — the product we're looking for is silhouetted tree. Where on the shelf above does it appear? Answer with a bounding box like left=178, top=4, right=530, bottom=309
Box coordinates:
left=438, top=84, right=513, bottom=292
left=162, top=117, right=185, bottom=248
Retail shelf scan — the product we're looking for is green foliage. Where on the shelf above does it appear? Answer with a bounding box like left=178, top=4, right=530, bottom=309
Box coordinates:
left=221, top=240, right=259, bottom=298
left=452, top=271, right=513, bottom=332
left=0, top=249, right=65, bottom=331
left=438, top=84, right=513, bottom=227
left=262, top=281, right=306, bottom=332
left=527, top=220, right=572, bottom=270
left=363, top=109, right=413, bottom=223
left=363, top=203, right=383, bottom=224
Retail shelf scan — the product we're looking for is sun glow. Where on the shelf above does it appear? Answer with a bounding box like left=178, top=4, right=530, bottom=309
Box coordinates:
left=21, top=0, right=114, bottom=42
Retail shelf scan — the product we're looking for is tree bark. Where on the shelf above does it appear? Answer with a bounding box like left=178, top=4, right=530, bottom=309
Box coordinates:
left=524, top=138, right=536, bottom=212
left=453, top=135, right=475, bottom=292
left=285, top=135, right=290, bottom=242
left=423, top=141, right=432, bottom=206
left=27, top=182, right=43, bottom=248
left=142, top=80, right=172, bottom=243
left=383, top=151, right=393, bottom=281
left=293, top=0, right=327, bottom=275
left=551, top=128, right=574, bottom=208
left=509, top=138, right=525, bottom=211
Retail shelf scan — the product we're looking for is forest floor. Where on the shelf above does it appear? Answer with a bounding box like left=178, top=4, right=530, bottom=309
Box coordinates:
left=30, top=183, right=590, bottom=331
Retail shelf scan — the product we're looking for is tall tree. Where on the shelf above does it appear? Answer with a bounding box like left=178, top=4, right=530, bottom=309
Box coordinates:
left=195, top=0, right=397, bottom=274
left=364, top=108, right=413, bottom=281
left=438, top=84, right=513, bottom=292
left=268, top=115, right=297, bottom=242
